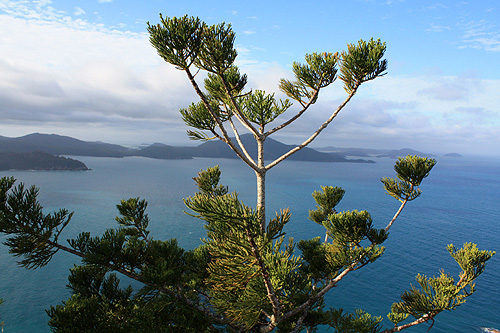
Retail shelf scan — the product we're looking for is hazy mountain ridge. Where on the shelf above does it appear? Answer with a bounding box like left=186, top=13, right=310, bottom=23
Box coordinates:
left=0, top=133, right=132, bottom=157
left=0, top=133, right=374, bottom=163
left=0, top=133, right=451, bottom=169
left=190, top=134, right=368, bottom=162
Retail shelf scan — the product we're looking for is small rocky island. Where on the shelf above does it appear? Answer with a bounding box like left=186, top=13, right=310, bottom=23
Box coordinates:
left=0, top=152, right=89, bottom=171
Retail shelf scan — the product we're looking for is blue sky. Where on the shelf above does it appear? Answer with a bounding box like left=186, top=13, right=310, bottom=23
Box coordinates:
left=0, top=0, right=499, bottom=156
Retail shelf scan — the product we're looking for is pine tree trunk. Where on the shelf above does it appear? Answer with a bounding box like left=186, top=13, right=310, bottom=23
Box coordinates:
left=256, top=135, right=266, bottom=232
left=256, top=170, right=266, bottom=232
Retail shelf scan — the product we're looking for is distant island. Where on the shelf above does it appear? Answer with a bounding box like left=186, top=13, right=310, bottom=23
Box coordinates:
left=0, top=151, right=89, bottom=171
left=444, top=153, right=463, bottom=158
left=0, top=133, right=443, bottom=171
left=316, top=146, right=435, bottom=159
left=0, top=133, right=374, bottom=168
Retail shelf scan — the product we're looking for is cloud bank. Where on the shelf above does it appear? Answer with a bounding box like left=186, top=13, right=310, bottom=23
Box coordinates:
left=0, top=1, right=499, bottom=156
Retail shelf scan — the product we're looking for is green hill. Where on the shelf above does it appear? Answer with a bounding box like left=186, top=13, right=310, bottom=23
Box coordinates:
left=0, top=152, right=89, bottom=171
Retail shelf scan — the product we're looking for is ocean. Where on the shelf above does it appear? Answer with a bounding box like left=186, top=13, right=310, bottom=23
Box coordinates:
left=0, top=155, right=498, bottom=332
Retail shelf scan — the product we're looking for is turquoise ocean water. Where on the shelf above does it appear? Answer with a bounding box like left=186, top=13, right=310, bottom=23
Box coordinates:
left=0, top=155, right=499, bottom=332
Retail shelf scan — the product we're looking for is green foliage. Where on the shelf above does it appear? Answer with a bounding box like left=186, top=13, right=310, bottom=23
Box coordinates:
left=47, top=265, right=212, bottom=332
left=204, top=66, right=247, bottom=104
left=185, top=170, right=293, bottom=328
left=320, top=208, right=387, bottom=273
left=279, top=52, right=339, bottom=104
left=298, top=237, right=331, bottom=280
left=387, top=243, right=494, bottom=327
left=148, top=14, right=237, bottom=75
left=299, top=52, right=339, bottom=89
left=242, top=90, right=292, bottom=127
left=447, top=242, right=494, bottom=284
left=194, top=21, right=237, bottom=74
left=149, top=15, right=388, bottom=143
left=389, top=271, right=465, bottom=326
left=115, top=198, right=150, bottom=240
left=192, top=165, right=228, bottom=197
left=147, top=15, right=204, bottom=70
left=47, top=266, right=134, bottom=332
left=67, top=228, right=189, bottom=288
left=325, top=210, right=386, bottom=246
left=393, top=155, right=436, bottom=186
left=180, top=65, right=250, bottom=140
left=387, top=311, right=409, bottom=326
left=0, top=176, right=72, bottom=268
left=339, top=38, right=388, bottom=93
left=308, top=186, right=345, bottom=225
left=381, top=155, right=436, bottom=202
left=327, top=308, right=383, bottom=333
left=180, top=100, right=227, bottom=141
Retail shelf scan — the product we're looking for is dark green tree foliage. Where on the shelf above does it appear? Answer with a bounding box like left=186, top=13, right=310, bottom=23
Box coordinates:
left=0, top=14, right=495, bottom=333
left=327, top=308, right=383, bottom=333
left=0, top=177, right=73, bottom=268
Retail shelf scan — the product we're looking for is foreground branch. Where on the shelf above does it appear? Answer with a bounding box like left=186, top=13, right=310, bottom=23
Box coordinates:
left=185, top=68, right=259, bottom=172
left=265, top=84, right=359, bottom=171
left=46, top=239, right=236, bottom=328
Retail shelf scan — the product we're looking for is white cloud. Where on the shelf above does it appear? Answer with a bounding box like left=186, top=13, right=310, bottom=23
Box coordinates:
left=461, top=20, right=500, bottom=52
left=1, top=0, right=63, bottom=21
left=0, top=1, right=499, bottom=155
left=424, top=3, right=449, bottom=10
left=385, top=0, right=405, bottom=5
left=264, top=71, right=499, bottom=155
left=0, top=4, right=198, bottom=145
left=74, top=6, right=85, bottom=16
left=344, top=75, right=500, bottom=152
left=426, top=23, right=451, bottom=32
left=417, top=76, right=480, bottom=101
left=98, top=0, right=113, bottom=3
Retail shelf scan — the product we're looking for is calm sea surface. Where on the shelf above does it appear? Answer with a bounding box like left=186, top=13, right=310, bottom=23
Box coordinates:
left=0, top=155, right=499, bottom=332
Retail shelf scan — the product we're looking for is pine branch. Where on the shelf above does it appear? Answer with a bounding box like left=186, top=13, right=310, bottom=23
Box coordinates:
left=227, top=113, right=256, bottom=165
left=47, top=239, right=139, bottom=281
left=281, top=241, right=378, bottom=324
left=265, top=87, right=320, bottom=137
left=282, top=188, right=411, bottom=326
left=185, top=67, right=259, bottom=172
left=385, top=197, right=409, bottom=233
left=265, top=83, right=359, bottom=171
left=382, top=313, right=435, bottom=332
left=46, top=239, right=238, bottom=329
left=219, top=72, right=260, bottom=137
left=289, top=306, right=311, bottom=333
left=245, top=229, right=281, bottom=331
